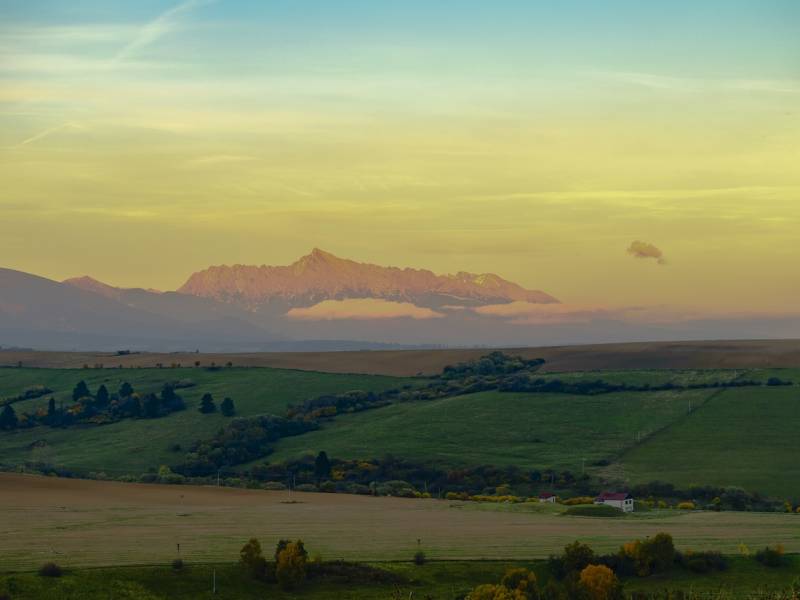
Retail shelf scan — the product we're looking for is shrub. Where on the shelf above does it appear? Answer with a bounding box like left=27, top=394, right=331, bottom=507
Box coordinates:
left=39, top=562, right=62, bottom=577
left=561, top=496, right=596, bottom=506
left=239, top=538, right=267, bottom=579
left=276, top=540, right=308, bottom=589
left=262, top=481, right=287, bottom=491
left=501, top=567, right=538, bottom=598
left=171, top=558, right=184, bottom=571
left=677, top=501, right=695, bottom=510
left=565, top=505, right=624, bottom=518
left=755, top=545, right=785, bottom=567
left=413, top=551, right=426, bottom=565
left=579, top=564, right=621, bottom=600
left=467, top=583, right=525, bottom=599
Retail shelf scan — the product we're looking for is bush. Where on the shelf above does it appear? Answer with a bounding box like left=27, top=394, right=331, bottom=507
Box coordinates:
left=171, top=558, right=184, bottom=571
left=239, top=538, right=267, bottom=579
left=755, top=545, right=785, bottom=567
left=676, top=501, right=695, bottom=510
left=413, top=551, right=426, bottom=565
left=579, top=564, right=621, bottom=600
left=276, top=540, right=308, bottom=589
left=565, top=505, right=624, bottom=518
left=38, top=562, right=62, bottom=577
left=262, top=481, right=287, bottom=491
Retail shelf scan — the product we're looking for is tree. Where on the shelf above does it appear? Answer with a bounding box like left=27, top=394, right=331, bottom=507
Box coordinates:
left=579, top=565, right=620, bottom=600
left=239, top=538, right=267, bottom=579
left=143, top=393, right=160, bottom=418
left=314, top=451, right=332, bottom=482
left=501, top=567, right=539, bottom=599
left=467, top=584, right=526, bottom=600
left=96, top=385, right=109, bottom=407
left=563, top=541, right=595, bottom=574
left=72, top=380, right=90, bottom=401
left=47, top=397, right=56, bottom=418
left=0, top=404, right=18, bottom=430
left=220, top=397, right=235, bottom=417
left=119, top=382, right=133, bottom=398
left=276, top=540, right=308, bottom=590
left=199, top=393, right=216, bottom=414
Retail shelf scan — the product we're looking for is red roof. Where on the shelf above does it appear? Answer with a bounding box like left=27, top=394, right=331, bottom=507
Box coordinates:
left=538, top=492, right=556, bottom=498
left=595, top=492, right=630, bottom=501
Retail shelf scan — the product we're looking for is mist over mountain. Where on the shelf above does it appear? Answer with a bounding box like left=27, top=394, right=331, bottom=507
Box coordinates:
left=2, top=250, right=799, bottom=351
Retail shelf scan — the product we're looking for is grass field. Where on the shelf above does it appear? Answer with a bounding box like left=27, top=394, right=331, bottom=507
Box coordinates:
left=0, top=367, right=412, bottom=475
left=3, top=557, right=800, bottom=600
left=2, top=474, right=799, bottom=573
left=267, top=389, right=715, bottom=471
left=621, top=386, right=800, bottom=498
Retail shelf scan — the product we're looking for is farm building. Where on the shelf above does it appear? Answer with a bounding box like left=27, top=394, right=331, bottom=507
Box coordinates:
left=594, top=492, right=634, bottom=512
left=538, top=492, right=557, bottom=503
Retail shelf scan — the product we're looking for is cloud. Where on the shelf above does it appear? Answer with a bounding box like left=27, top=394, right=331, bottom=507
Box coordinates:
left=474, top=301, right=617, bottom=325
left=287, top=298, right=445, bottom=321
left=15, top=122, right=82, bottom=147
left=114, top=0, right=214, bottom=63
left=627, top=240, right=666, bottom=265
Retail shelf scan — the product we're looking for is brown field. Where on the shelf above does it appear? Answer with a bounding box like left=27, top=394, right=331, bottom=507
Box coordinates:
left=2, top=339, right=800, bottom=376
left=1, top=473, right=798, bottom=572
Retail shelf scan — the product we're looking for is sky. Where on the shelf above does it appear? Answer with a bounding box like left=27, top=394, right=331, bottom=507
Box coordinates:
left=1, top=0, right=799, bottom=314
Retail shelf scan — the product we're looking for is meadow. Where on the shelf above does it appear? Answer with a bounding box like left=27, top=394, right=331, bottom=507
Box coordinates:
left=267, top=388, right=714, bottom=472
left=621, top=385, right=800, bottom=498
left=3, top=557, right=800, bottom=600
left=0, top=367, right=412, bottom=475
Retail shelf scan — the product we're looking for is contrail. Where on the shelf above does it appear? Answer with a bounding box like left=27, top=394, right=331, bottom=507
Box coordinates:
left=17, top=122, right=80, bottom=147
left=114, top=0, right=215, bottom=63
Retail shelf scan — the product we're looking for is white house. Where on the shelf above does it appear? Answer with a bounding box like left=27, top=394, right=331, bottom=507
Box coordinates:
left=594, top=492, right=634, bottom=512
left=538, top=492, right=557, bottom=503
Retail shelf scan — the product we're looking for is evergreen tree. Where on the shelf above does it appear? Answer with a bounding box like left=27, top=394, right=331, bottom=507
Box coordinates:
left=220, top=397, right=235, bottom=417
left=72, top=380, right=90, bottom=401
left=47, top=397, right=56, bottom=417
left=96, top=385, right=109, bottom=407
left=199, top=393, right=216, bottom=414
left=314, top=451, right=332, bottom=482
left=0, top=404, right=18, bottom=430
left=143, top=393, right=160, bottom=418
left=119, top=382, right=134, bottom=397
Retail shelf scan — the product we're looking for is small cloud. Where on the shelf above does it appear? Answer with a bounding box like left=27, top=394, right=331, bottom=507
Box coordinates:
left=287, top=298, right=444, bottom=321
left=627, top=240, right=666, bottom=265
left=474, top=301, right=615, bottom=325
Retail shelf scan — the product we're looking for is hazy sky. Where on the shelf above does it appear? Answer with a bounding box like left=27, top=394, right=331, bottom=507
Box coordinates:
left=1, top=1, right=799, bottom=312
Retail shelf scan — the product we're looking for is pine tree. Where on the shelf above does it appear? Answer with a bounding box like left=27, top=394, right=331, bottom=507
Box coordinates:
left=119, top=382, right=133, bottom=397
left=96, top=385, right=109, bottom=407
left=199, top=393, right=216, bottom=414
left=314, top=451, right=332, bottom=482
left=0, top=404, right=18, bottom=430
left=220, top=397, right=235, bottom=416
left=72, top=380, right=90, bottom=401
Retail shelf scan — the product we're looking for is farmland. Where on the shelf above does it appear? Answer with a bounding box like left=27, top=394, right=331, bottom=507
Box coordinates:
left=2, top=473, right=799, bottom=573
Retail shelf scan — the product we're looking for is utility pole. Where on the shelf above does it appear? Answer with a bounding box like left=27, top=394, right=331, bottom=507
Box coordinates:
left=212, top=568, right=216, bottom=594
left=217, top=469, right=220, bottom=486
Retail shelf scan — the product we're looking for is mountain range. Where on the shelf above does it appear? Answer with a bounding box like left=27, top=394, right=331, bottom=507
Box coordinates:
left=1, top=250, right=557, bottom=351
left=3, top=249, right=799, bottom=351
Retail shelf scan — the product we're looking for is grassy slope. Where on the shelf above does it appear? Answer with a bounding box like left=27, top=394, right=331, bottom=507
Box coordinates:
left=267, top=389, right=713, bottom=471
left=2, top=557, right=799, bottom=600
left=620, top=386, right=800, bottom=498
left=0, top=367, right=412, bottom=475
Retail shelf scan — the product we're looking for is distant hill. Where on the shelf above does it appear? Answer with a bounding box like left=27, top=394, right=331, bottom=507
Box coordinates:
left=0, top=268, right=274, bottom=351
left=177, top=248, right=558, bottom=310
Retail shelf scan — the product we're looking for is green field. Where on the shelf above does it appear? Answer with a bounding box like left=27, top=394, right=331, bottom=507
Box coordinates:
left=2, top=557, right=800, bottom=600
left=621, top=386, right=800, bottom=498
left=267, top=388, right=714, bottom=471
left=0, top=367, right=412, bottom=475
